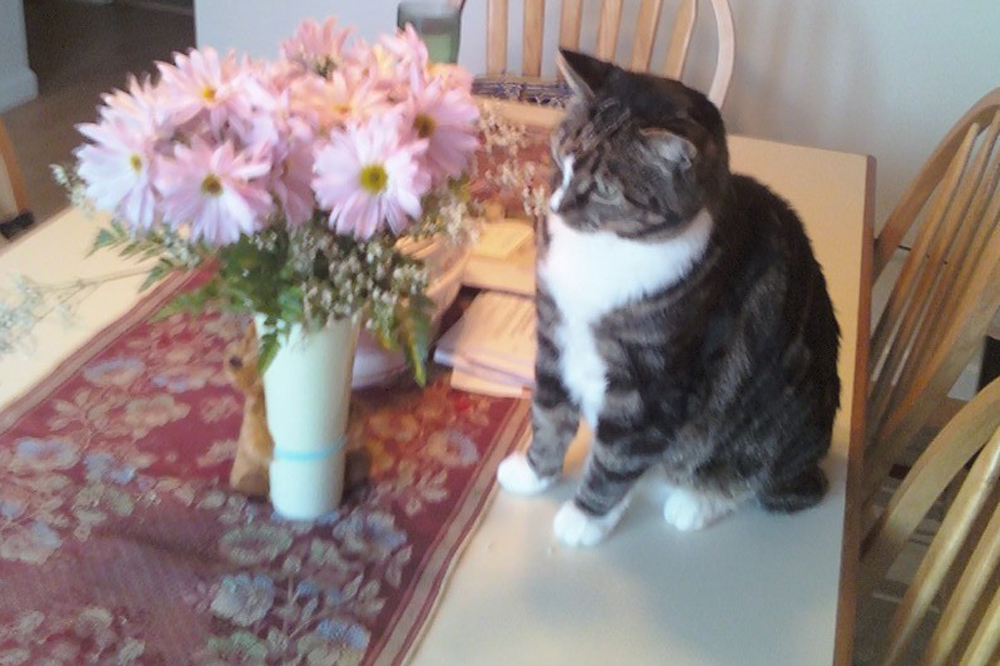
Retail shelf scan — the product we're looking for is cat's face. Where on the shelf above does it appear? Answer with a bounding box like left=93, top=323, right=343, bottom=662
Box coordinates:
left=549, top=50, right=730, bottom=240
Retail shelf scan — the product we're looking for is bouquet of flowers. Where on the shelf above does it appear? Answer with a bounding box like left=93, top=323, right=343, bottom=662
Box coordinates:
left=58, top=16, right=480, bottom=382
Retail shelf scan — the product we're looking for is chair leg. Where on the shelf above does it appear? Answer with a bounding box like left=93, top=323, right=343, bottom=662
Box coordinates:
left=977, top=332, right=1000, bottom=390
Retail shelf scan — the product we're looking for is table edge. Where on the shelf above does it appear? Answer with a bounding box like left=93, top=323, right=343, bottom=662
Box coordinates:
left=833, top=153, right=875, bottom=666
left=0, top=205, right=76, bottom=253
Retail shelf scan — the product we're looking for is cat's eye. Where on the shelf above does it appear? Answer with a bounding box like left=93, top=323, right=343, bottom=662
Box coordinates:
left=593, top=179, right=616, bottom=202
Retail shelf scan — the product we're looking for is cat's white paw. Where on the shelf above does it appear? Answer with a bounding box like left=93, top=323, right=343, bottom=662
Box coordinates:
left=553, top=499, right=627, bottom=547
left=663, top=488, right=734, bottom=531
left=497, top=453, right=558, bottom=495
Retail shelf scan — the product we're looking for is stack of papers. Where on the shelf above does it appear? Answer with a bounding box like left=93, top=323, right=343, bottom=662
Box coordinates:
left=433, top=291, right=536, bottom=398
left=436, top=219, right=538, bottom=397
left=461, top=220, right=536, bottom=297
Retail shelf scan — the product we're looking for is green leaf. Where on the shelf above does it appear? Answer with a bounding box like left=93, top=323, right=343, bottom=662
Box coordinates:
left=374, top=325, right=397, bottom=352
left=89, top=221, right=132, bottom=255
left=138, top=259, right=176, bottom=292
left=90, top=228, right=116, bottom=254
left=398, top=299, right=432, bottom=387
left=277, top=287, right=304, bottom=322
left=153, top=280, right=223, bottom=320
left=257, top=332, right=280, bottom=373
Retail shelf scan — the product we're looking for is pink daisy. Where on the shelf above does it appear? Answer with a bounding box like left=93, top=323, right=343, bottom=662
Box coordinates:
left=344, top=39, right=410, bottom=100
left=236, top=75, right=283, bottom=147
left=98, top=75, right=167, bottom=138
left=281, top=17, right=353, bottom=74
left=289, top=70, right=388, bottom=133
left=271, top=138, right=316, bottom=227
left=235, top=71, right=304, bottom=146
left=75, top=117, right=160, bottom=230
left=404, top=76, right=479, bottom=183
left=378, top=24, right=429, bottom=73
left=157, top=139, right=272, bottom=245
left=156, top=47, right=245, bottom=131
left=240, top=63, right=317, bottom=144
left=428, top=63, right=474, bottom=91
left=312, top=114, right=430, bottom=239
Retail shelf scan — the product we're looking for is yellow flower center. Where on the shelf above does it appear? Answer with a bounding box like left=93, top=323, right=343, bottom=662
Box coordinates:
left=332, top=102, right=352, bottom=115
left=202, top=86, right=217, bottom=101
left=201, top=174, right=223, bottom=196
left=414, top=113, right=436, bottom=139
left=359, top=164, right=388, bottom=195
left=129, top=154, right=142, bottom=172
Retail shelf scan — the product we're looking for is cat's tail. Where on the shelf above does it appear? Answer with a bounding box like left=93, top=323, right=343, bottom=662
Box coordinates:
left=758, top=466, right=828, bottom=513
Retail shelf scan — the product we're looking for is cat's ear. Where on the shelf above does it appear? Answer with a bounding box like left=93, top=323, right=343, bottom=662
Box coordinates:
left=558, top=49, right=615, bottom=99
left=640, top=128, right=697, bottom=167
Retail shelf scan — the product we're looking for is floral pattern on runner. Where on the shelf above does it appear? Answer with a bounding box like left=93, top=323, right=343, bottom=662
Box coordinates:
left=0, top=291, right=529, bottom=666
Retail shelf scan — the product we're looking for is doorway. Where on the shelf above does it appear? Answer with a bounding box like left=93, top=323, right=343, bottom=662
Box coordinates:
left=1, top=0, right=194, bottom=225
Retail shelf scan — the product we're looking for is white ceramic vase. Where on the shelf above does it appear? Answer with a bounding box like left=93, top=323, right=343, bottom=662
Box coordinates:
left=256, top=315, right=360, bottom=520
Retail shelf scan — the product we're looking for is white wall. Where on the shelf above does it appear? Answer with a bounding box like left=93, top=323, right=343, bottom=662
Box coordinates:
left=195, top=1, right=397, bottom=61
left=196, top=0, right=1000, bottom=227
left=0, top=0, right=38, bottom=112
left=719, top=1, right=999, bottom=229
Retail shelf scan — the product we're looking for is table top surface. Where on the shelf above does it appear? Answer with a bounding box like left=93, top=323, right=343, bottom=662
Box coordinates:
left=0, top=100, right=874, bottom=666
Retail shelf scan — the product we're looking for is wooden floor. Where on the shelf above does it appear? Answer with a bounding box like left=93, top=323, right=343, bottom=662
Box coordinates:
left=1, top=0, right=193, bottom=224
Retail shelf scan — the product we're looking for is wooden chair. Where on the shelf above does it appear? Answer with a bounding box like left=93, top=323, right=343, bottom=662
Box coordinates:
left=857, top=376, right=999, bottom=666
left=0, top=117, right=30, bottom=249
left=864, top=88, right=1000, bottom=516
left=485, top=0, right=735, bottom=107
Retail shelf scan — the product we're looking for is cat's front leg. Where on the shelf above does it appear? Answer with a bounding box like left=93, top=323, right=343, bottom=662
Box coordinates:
left=497, top=394, right=580, bottom=495
left=497, top=325, right=580, bottom=495
left=553, top=440, right=647, bottom=547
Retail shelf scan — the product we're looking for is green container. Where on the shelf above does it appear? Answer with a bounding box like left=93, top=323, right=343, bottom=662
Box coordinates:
left=397, top=2, right=462, bottom=64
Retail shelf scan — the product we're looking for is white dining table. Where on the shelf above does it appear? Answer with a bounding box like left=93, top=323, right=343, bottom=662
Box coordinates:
left=0, top=100, right=873, bottom=666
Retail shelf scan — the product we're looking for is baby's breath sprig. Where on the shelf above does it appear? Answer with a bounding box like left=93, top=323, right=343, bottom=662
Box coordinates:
left=51, top=163, right=95, bottom=214
left=471, top=99, right=550, bottom=222
left=0, top=269, right=150, bottom=365
left=409, top=182, right=477, bottom=244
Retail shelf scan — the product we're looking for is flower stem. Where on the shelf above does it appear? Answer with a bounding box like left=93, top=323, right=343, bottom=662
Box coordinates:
left=40, top=267, right=153, bottom=292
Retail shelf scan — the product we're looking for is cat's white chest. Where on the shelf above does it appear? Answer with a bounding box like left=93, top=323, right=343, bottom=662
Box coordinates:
left=538, top=211, right=713, bottom=426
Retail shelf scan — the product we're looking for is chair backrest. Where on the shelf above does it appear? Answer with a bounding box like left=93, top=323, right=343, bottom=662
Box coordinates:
left=0, top=117, right=29, bottom=249
left=485, top=0, right=735, bottom=107
left=864, top=88, right=1000, bottom=512
left=858, top=376, right=999, bottom=666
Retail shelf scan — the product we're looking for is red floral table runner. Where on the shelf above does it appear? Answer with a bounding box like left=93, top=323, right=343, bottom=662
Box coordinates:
left=0, top=274, right=530, bottom=666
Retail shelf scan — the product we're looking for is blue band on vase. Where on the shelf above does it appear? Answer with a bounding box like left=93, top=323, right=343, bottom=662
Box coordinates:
left=273, top=442, right=342, bottom=462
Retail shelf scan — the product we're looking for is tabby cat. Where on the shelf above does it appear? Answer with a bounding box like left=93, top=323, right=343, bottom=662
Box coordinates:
left=496, top=50, right=841, bottom=547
